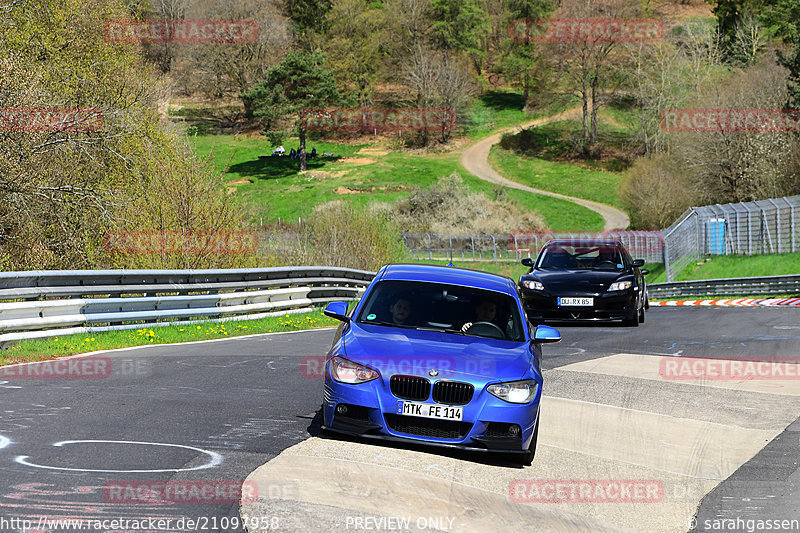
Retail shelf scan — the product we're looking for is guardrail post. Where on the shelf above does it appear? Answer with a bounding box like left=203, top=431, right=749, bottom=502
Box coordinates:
left=491, top=235, right=497, bottom=263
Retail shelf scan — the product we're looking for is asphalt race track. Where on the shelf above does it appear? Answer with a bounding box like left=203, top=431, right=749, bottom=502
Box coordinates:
left=0, top=307, right=799, bottom=532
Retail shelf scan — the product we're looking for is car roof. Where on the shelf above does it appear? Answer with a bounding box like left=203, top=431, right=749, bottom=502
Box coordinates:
left=377, top=263, right=514, bottom=295
left=544, top=238, right=623, bottom=248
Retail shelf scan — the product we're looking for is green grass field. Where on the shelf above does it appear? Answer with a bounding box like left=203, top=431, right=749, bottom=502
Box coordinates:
left=1, top=310, right=338, bottom=363
left=189, top=134, right=605, bottom=231
left=649, top=253, right=800, bottom=283
left=465, top=90, right=578, bottom=140
left=490, top=146, right=623, bottom=208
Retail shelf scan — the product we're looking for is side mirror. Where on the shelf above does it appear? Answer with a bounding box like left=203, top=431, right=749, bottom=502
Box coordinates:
left=632, top=259, right=645, bottom=268
left=641, top=268, right=650, bottom=276
left=324, top=301, right=350, bottom=322
left=533, top=325, right=561, bottom=344
left=521, top=258, right=534, bottom=267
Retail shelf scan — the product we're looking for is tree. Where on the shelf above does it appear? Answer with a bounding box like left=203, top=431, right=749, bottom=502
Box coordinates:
left=430, top=0, right=490, bottom=74
left=241, top=50, right=340, bottom=171
left=321, top=0, right=387, bottom=105
left=500, top=0, right=554, bottom=106
left=286, top=0, right=333, bottom=49
left=175, top=0, right=293, bottom=100
left=403, top=45, right=475, bottom=145
left=0, top=0, right=250, bottom=270
left=542, top=0, right=641, bottom=153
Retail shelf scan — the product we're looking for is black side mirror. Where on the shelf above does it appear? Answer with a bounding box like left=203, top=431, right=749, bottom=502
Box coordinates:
left=521, top=258, right=534, bottom=267
left=632, top=259, right=645, bottom=268
left=641, top=268, right=650, bottom=276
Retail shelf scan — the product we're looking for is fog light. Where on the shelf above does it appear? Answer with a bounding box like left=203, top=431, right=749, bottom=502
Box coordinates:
left=508, top=424, right=521, bottom=437
left=336, top=404, right=348, bottom=415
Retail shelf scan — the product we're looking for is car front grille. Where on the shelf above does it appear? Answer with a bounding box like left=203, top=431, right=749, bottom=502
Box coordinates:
left=432, top=380, right=474, bottom=405
left=390, top=375, right=431, bottom=401
left=384, top=414, right=471, bottom=440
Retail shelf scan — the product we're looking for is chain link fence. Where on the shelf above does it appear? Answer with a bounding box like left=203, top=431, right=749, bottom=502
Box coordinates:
left=401, top=231, right=664, bottom=264
left=663, top=195, right=800, bottom=282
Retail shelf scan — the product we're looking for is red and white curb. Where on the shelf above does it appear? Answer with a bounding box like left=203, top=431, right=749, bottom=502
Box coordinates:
left=652, top=298, right=800, bottom=307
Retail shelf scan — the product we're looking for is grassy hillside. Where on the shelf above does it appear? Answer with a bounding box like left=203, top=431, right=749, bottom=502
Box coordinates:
left=189, top=133, right=605, bottom=231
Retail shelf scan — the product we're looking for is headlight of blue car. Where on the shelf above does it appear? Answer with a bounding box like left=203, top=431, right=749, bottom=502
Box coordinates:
left=487, top=379, right=539, bottom=404
left=330, top=356, right=380, bottom=384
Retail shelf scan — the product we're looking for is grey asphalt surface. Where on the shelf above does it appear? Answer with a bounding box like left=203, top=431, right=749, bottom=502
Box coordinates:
left=0, top=307, right=798, bottom=532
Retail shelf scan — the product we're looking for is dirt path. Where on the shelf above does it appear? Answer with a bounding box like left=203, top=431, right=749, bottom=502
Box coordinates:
left=460, top=108, right=630, bottom=231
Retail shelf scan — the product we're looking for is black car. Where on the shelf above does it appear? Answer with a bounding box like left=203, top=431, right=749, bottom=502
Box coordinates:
left=518, top=239, right=649, bottom=326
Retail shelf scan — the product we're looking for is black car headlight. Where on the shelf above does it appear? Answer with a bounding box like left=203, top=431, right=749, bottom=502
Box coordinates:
left=522, top=280, right=544, bottom=291
left=330, top=356, right=380, bottom=384
left=487, top=379, right=538, bottom=404
left=607, top=281, right=632, bottom=291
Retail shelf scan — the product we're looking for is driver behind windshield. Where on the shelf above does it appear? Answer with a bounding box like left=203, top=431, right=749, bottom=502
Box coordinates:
left=461, top=298, right=497, bottom=332
left=389, top=297, right=412, bottom=325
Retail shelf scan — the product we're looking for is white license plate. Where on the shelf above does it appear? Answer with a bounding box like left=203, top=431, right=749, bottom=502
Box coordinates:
left=558, top=297, right=593, bottom=307
left=396, top=401, right=463, bottom=421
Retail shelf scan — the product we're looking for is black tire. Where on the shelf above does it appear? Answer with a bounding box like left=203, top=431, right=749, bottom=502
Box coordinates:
left=639, top=304, right=645, bottom=323
left=623, top=300, right=640, bottom=327
left=518, top=416, right=539, bottom=466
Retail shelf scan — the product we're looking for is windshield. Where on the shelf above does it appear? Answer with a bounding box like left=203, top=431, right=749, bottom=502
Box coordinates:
left=537, top=244, right=626, bottom=271
left=355, top=280, right=525, bottom=342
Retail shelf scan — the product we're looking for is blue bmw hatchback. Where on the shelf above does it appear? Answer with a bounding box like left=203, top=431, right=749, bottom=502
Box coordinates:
left=321, top=263, right=560, bottom=465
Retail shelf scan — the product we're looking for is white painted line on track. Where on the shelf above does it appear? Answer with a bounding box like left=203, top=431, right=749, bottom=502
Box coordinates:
left=14, top=440, right=222, bottom=473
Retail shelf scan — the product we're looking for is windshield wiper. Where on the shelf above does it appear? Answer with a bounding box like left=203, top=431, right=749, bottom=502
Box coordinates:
left=414, top=326, right=466, bottom=335
left=358, top=319, right=416, bottom=329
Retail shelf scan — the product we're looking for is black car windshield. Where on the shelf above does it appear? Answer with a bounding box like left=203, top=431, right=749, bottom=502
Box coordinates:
left=537, top=244, right=626, bottom=271
left=355, top=280, right=525, bottom=342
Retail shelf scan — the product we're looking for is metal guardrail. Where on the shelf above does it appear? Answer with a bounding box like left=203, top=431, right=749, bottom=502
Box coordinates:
left=648, top=274, right=800, bottom=299
left=0, top=267, right=374, bottom=347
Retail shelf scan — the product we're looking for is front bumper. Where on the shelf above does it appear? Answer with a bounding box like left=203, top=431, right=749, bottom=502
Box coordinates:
left=323, top=377, right=540, bottom=454
left=522, top=290, right=635, bottom=322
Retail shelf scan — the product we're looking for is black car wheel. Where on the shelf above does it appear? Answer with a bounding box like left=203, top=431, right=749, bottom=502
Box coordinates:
left=623, top=299, right=640, bottom=327
left=639, top=304, right=645, bottom=323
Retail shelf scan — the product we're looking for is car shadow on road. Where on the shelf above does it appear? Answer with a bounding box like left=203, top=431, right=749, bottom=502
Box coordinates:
left=305, top=406, right=530, bottom=469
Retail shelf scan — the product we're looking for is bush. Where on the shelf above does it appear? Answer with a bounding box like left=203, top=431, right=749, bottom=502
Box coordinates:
left=618, top=153, right=697, bottom=229
left=390, top=173, right=546, bottom=234
left=275, top=201, right=406, bottom=271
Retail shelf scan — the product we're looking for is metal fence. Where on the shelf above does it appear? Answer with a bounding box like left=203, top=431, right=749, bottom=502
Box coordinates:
left=663, top=195, right=800, bottom=282
left=0, top=267, right=373, bottom=347
left=401, top=231, right=664, bottom=264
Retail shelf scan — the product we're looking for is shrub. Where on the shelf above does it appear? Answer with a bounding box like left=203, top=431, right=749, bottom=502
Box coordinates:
left=275, top=201, right=406, bottom=271
left=390, top=173, right=546, bottom=234
left=618, top=153, right=697, bottom=229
